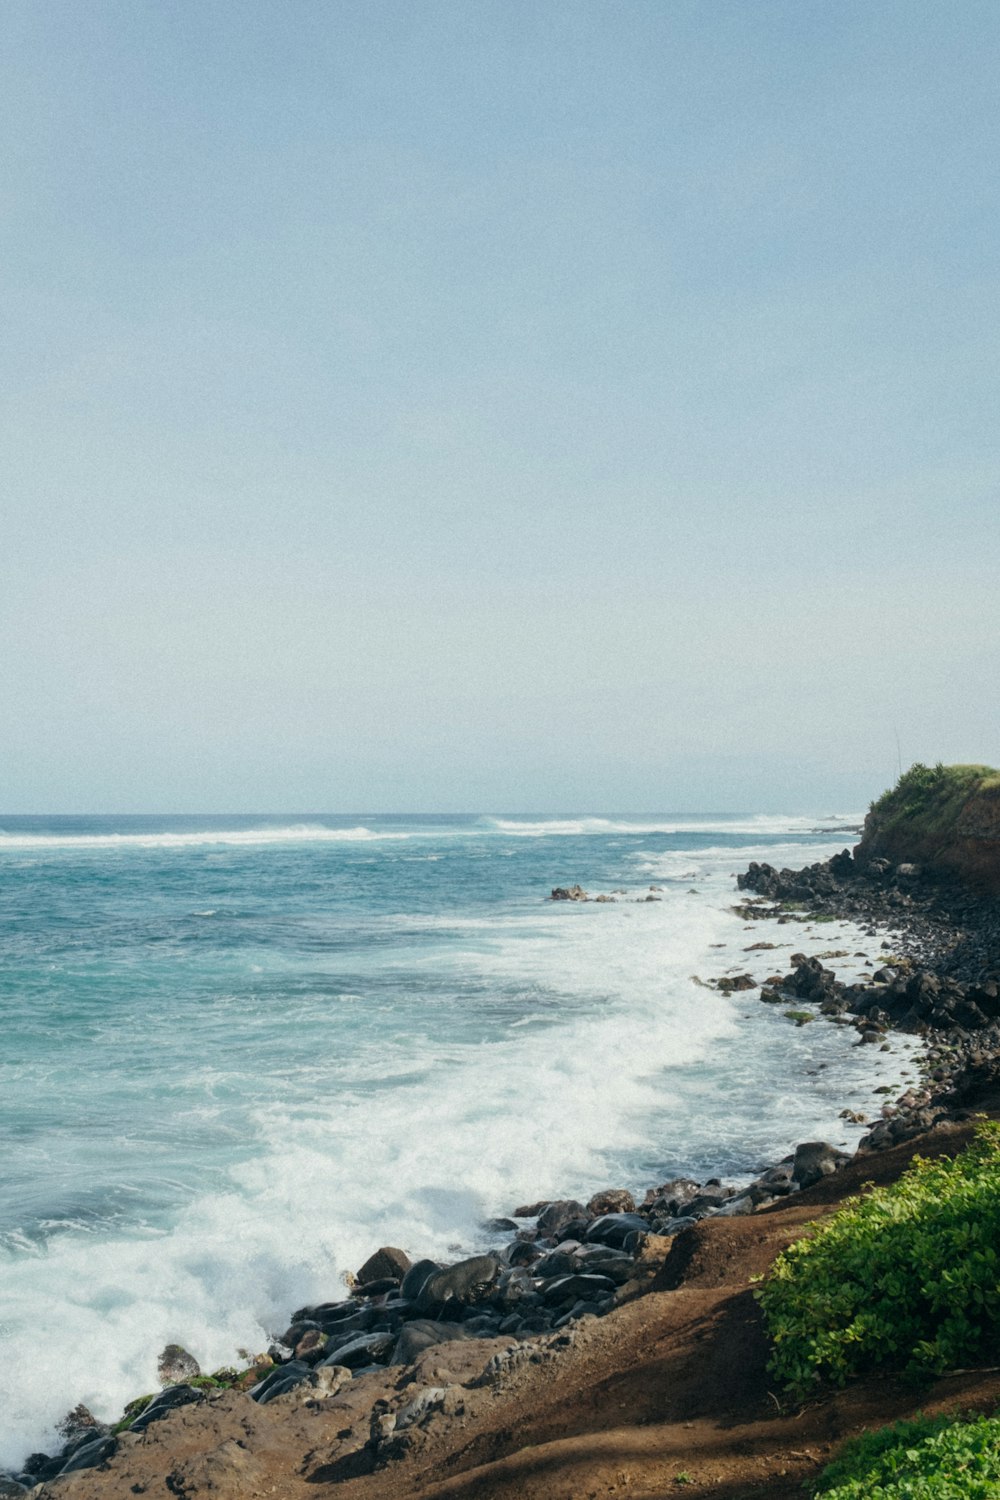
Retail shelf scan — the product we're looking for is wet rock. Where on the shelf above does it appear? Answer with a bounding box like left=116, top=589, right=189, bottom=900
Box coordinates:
left=532, top=1245, right=580, bottom=1279
left=247, top=1360, right=312, bottom=1403
left=792, top=1141, right=851, bottom=1189
left=642, top=1177, right=699, bottom=1213
left=513, top=1199, right=549, bottom=1217
left=586, top=1187, right=636, bottom=1216
left=129, top=1383, right=207, bottom=1431
left=356, top=1246, right=412, bottom=1286
left=541, top=1273, right=618, bottom=1305
left=400, top=1258, right=443, bottom=1301
left=294, top=1328, right=330, bottom=1362
left=785, top=956, right=840, bottom=1003
left=715, top=1194, right=756, bottom=1217
left=683, top=1184, right=736, bottom=1216
left=55, top=1406, right=107, bottom=1447
left=415, top=1253, right=501, bottom=1313
left=493, top=1266, right=539, bottom=1308
left=391, top=1319, right=473, bottom=1364
left=505, top=1239, right=542, bottom=1267
left=575, top=1254, right=634, bottom=1283
left=322, top=1330, right=396, bottom=1368
left=752, top=1160, right=795, bottom=1195
left=157, top=1342, right=201, bottom=1385
left=351, top=1275, right=401, bottom=1299
left=20, top=1454, right=63, bottom=1484
left=584, top=1213, right=649, bottom=1249
left=551, top=885, right=587, bottom=901
left=56, top=1435, right=118, bottom=1476
left=536, top=1199, right=589, bottom=1238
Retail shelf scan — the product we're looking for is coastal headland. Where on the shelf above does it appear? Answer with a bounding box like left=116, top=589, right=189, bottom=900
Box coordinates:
left=12, top=766, right=1000, bottom=1500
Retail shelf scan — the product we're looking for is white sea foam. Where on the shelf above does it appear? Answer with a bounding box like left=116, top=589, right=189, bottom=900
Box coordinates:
left=0, top=825, right=411, bottom=852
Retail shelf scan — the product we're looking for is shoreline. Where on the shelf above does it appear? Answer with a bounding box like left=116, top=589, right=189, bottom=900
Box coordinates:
left=13, top=845, right=1000, bottom=1491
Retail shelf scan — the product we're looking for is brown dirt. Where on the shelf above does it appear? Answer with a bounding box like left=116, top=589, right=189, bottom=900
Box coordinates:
left=38, top=1111, right=1000, bottom=1500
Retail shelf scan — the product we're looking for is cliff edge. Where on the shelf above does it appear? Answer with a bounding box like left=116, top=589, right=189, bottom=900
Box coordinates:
left=857, top=762, right=1000, bottom=892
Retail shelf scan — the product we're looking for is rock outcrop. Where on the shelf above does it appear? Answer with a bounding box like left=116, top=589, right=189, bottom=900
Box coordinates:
left=857, top=762, right=1000, bottom=893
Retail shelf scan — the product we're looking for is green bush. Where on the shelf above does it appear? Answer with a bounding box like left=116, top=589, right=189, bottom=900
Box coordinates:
left=815, top=1413, right=1000, bottom=1498
left=757, top=1122, right=1000, bottom=1395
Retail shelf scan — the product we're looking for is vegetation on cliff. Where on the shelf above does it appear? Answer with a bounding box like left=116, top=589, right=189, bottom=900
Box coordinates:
left=757, top=1122, right=1000, bottom=1396
left=868, top=763, right=1000, bottom=842
left=815, top=1412, right=1000, bottom=1498
left=859, top=762, right=1000, bottom=888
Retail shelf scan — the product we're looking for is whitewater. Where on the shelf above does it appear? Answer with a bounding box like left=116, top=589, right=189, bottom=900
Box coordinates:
left=0, top=812, right=920, bottom=1464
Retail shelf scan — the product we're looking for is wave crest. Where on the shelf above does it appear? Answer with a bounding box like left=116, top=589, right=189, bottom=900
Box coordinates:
left=488, top=815, right=862, bottom=838
left=0, top=826, right=410, bottom=852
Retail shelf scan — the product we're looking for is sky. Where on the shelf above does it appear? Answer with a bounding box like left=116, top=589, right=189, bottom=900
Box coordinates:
left=2, top=0, right=998, bottom=813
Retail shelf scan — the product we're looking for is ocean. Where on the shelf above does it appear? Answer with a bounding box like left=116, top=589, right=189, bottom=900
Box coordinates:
left=0, top=812, right=920, bottom=1463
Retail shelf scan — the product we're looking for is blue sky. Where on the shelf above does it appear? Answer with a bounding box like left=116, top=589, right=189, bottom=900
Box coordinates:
left=2, top=1, right=997, bottom=811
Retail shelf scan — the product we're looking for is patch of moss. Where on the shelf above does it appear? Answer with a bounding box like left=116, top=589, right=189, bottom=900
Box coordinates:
left=111, top=1393, right=154, bottom=1433
left=784, top=1009, right=814, bottom=1026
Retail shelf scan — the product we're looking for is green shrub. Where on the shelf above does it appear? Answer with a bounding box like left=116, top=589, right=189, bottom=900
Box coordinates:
left=815, top=1412, right=1000, bottom=1498
left=757, top=1122, right=1000, bottom=1396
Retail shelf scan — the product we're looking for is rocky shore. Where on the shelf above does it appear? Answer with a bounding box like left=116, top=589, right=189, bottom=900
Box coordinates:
left=9, top=827, right=1000, bottom=1499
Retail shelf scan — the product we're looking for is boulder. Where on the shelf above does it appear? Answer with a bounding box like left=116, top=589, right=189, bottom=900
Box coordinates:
left=157, top=1343, right=201, bottom=1385
left=551, top=886, right=588, bottom=901
left=586, top=1188, right=636, bottom=1216
left=55, top=1406, right=107, bottom=1447
left=540, top=1273, right=618, bottom=1305
left=536, top=1200, right=589, bottom=1238
left=584, top=1213, right=649, bottom=1249
left=791, top=1141, right=851, bottom=1190
left=642, top=1177, right=699, bottom=1212
left=753, top=1160, right=795, bottom=1195
left=130, top=1384, right=207, bottom=1431
left=415, top=1254, right=501, bottom=1312
left=294, top=1329, right=329, bottom=1362
left=513, top=1199, right=549, bottom=1217
left=400, top=1258, right=443, bottom=1302
left=356, top=1246, right=412, bottom=1286
left=321, top=1330, right=395, bottom=1368
left=390, top=1320, right=472, bottom=1365
left=785, top=957, right=839, bottom=1003
left=56, top=1436, right=118, bottom=1476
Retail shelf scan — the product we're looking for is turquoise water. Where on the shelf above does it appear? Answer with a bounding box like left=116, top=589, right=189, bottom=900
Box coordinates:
left=0, top=812, right=917, bottom=1461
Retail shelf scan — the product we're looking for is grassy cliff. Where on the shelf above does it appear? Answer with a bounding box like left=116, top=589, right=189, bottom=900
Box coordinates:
left=858, top=762, right=1000, bottom=889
